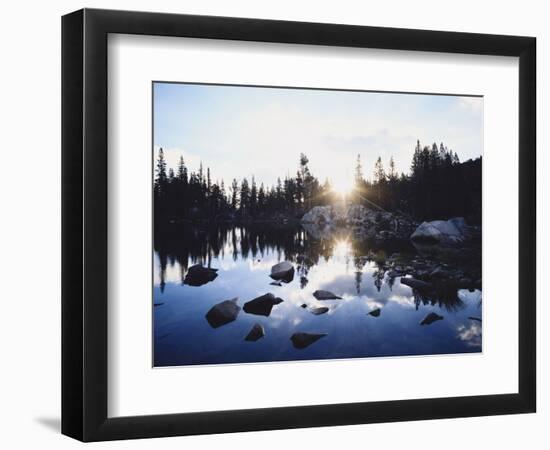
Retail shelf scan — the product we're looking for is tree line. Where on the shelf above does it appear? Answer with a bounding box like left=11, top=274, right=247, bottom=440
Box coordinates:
left=351, top=140, right=481, bottom=223
left=154, top=150, right=339, bottom=223
left=154, top=139, right=481, bottom=225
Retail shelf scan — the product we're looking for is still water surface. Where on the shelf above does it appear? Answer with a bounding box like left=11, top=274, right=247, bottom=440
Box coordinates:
left=153, top=224, right=481, bottom=366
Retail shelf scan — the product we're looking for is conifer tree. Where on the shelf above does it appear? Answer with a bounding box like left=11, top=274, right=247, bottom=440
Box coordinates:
left=240, top=178, right=250, bottom=213
left=354, top=153, right=363, bottom=185
left=154, top=147, right=168, bottom=197
left=230, top=179, right=238, bottom=210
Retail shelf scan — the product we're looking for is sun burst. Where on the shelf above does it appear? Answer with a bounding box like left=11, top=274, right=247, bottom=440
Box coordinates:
left=331, top=178, right=354, bottom=197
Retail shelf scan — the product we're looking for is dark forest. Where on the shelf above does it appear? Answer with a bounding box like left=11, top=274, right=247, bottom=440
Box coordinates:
left=154, top=140, right=482, bottom=226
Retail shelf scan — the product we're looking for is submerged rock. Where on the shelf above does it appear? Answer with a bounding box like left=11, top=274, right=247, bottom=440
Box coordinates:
left=420, top=312, right=443, bottom=325
left=270, top=281, right=282, bottom=286
left=400, top=277, right=433, bottom=290
left=205, top=298, right=240, bottom=328
left=243, top=293, right=284, bottom=316
left=270, top=261, right=295, bottom=282
left=309, top=306, right=329, bottom=315
left=468, top=316, right=482, bottom=322
left=244, top=323, right=265, bottom=341
left=368, top=308, right=381, bottom=317
left=313, top=290, right=342, bottom=300
left=290, top=332, right=327, bottom=349
left=184, top=264, right=218, bottom=286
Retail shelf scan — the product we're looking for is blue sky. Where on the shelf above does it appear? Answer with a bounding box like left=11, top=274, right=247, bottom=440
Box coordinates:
left=153, top=82, right=482, bottom=189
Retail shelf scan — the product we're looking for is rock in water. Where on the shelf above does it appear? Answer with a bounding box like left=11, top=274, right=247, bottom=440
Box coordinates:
left=290, top=332, right=327, bottom=349
left=244, top=323, right=265, bottom=341
left=410, top=218, right=468, bottom=246
left=270, top=281, right=282, bottom=286
left=270, top=261, right=295, bottom=282
left=420, top=312, right=443, bottom=325
left=313, top=290, right=342, bottom=300
left=184, top=264, right=218, bottom=286
left=309, top=306, right=329, bottom=315
left=368, top=308, right=381, bottom=317
left=243, top=293, right=284, bottom=316
left=300, top=303, right=308, bottom=309
left=400, top=277, right=433, bottom=290
left=205, top=298, right=240, bottom=328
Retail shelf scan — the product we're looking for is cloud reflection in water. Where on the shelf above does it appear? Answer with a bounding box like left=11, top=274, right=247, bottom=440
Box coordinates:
left=153, top=224, right=482, bottom=366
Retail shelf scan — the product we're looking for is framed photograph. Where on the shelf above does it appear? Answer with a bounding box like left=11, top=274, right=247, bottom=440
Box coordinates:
left=62, top=8, right=536, bottom=441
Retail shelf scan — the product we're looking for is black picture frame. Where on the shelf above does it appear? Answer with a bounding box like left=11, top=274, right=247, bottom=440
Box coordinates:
left=62, top=8, right=536, bottom=442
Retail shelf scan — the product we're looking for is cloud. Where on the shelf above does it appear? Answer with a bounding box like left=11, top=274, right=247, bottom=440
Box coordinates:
left=154, top=85, right=483, bottom=187
left=456, top=322, right=482, bottom=347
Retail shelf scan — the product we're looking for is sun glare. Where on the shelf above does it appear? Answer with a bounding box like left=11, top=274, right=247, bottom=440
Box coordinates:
left=333, top=239, right=352, bottom=258
left=332, top=178, right=354, bottom=197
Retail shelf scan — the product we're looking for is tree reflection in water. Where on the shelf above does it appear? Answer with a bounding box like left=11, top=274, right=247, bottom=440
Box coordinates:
left=155, top=223, right=474, bottom=312
left=153, top=223, right=482, bottom=366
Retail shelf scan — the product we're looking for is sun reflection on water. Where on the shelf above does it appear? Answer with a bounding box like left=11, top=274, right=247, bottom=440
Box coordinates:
left=153, top=224, right=482, bottom=366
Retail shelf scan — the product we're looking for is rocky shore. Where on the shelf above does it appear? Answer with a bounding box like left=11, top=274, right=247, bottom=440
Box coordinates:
left=301, top=204, right=482, bottom=291
left=381, top=251, right=480, bottom=290
left=301, top=205, right=418, bottom=241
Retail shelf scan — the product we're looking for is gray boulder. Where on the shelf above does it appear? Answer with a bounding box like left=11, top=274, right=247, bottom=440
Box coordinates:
left=301, top=206, right=336, bottom=225
left=410, top=217, right=468, bottom=246
left=448, top=217, right=468, bottom=232
left=205, top=298, right=240, bottom=328
left=301, top=205, right=417, bottom=241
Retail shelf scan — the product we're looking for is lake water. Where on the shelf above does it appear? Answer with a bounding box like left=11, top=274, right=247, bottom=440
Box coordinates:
left=153, top=224, right=482, bottom=367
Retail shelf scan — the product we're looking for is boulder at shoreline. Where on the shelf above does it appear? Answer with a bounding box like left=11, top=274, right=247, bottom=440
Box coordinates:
left=410, top=217, right=474, bottom=247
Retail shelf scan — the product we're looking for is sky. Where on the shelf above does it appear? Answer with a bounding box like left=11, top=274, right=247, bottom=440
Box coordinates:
left=153, top=82, right=483, bottom=190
